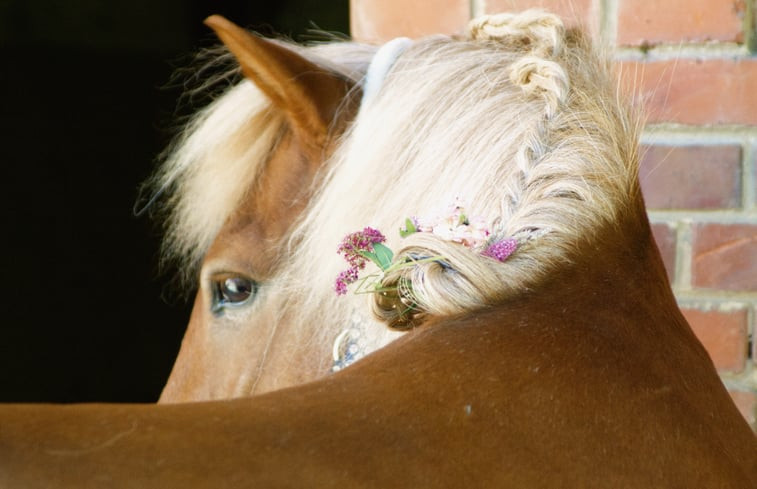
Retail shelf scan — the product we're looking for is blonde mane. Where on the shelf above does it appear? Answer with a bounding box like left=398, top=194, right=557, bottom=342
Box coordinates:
left=273, top=11, right=642, bottom=367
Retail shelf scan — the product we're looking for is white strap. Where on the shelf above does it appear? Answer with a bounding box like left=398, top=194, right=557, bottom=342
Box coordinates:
left=361, top=37, right=412, bottom=107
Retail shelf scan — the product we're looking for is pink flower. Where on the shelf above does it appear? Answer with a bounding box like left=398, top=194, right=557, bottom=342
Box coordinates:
left=414, top=201, right=491, bottom=248
left=337, top=227, right=386, bottom=269
left=334, top=267, right=359, bottom=295
left=335, top=227, right=386, bottom=296
left=482, top=238, right=518, bottom=262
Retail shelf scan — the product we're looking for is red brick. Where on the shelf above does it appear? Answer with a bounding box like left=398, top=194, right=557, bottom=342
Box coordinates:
left=617, top=59, right=757, bottom=125
left=681, top=308, right=748, bottom=373
left=350, top=0, right=470, bottom=42
left=728, top=390, right=757, bottom=428
left=639, top=145, right=742, bottom=210
left=485, top=0, right=597, bottom=33
left=617, top=0, right=747, bottom=46
left=650, top=223, right=676, bottom=282
left=692, top=224, right=757, bottom=291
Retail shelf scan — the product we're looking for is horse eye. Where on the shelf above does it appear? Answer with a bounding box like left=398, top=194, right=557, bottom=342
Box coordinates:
left=211, top=276, right=258, bottom=314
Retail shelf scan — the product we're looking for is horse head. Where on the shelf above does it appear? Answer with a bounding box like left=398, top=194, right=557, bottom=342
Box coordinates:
left=157, top=16, right=365, bottom=401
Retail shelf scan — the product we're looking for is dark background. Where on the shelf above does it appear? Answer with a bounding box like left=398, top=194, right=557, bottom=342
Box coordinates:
left=0, top=1, right=349, bottom=402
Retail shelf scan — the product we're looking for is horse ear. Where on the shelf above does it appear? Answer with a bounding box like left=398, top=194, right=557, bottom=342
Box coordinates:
left=204, top=15, right=352, bottom=147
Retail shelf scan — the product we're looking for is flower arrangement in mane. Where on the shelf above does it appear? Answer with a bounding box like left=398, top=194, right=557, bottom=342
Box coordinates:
left=335, top=202, right=518, bottom=328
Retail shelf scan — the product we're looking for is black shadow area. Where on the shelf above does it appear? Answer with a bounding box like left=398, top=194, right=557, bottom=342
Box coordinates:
left=0, top=0, right=348, bottom=402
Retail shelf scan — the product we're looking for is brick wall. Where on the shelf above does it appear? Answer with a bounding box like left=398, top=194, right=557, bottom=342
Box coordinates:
left=350, top=0, right=757, bottom=428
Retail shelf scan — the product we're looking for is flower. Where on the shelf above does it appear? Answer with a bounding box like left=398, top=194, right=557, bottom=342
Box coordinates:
left=410, top=200, right=490, bottom=248
left=399, top=217, right=420, bottom=237
left=335, top=204, right=519, bottom=298
left=482, top=238, right=518, bottom=262
left=334, top=267, right=359, bottom=295
left=337, top=227, right=386, bottom=270
left=335, top=227, right=390, bottom=295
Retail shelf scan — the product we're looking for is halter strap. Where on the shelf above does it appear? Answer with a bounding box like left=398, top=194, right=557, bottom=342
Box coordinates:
left=361, top=37, right=412, bottom=107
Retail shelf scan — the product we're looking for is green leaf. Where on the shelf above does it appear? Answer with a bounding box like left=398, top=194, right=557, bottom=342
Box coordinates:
left=358, top=250, right=378, bottom=264
left=399, top=218, right=417, bottom=238
left=371, top=243, right=394, bottom=270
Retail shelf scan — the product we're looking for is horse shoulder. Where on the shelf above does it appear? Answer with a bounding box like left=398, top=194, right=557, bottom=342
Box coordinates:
left=2, top=306, right=754, bottom=488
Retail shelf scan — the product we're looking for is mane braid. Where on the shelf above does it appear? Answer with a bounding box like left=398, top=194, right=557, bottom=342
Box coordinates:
left=274, top=10, right=641, bottom=364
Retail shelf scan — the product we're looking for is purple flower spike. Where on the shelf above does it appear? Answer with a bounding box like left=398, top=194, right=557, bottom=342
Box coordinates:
left=335, top=267, right=359, bottom=295
left=482, top=238, right=518, bottom=262
left=335, top=280, right=348, bottom=296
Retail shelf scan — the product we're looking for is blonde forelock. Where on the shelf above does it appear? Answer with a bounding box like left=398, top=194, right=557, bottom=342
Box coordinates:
left=145, top=42, right=376, bottom=285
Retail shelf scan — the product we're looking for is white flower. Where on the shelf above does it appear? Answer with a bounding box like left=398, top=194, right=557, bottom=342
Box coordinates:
left=415, top=200, right=490, bottom=249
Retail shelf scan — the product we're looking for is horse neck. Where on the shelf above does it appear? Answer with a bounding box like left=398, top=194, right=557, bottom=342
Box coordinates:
left=518, top=195, right=694, bottom=350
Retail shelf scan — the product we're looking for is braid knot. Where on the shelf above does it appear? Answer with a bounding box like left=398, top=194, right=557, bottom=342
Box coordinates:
left=509, top=56, right=569, bottom=118
left=468, top=10, right=565, bottom=57
left=469, top=10, right=569, bottom=118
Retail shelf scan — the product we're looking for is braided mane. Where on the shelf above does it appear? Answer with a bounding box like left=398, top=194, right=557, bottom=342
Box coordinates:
left=273, top=10, right=641, bottom=350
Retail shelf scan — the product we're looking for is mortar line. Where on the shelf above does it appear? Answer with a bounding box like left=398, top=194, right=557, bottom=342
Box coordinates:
left=641, top=127, right=757, bottom=146
left=721, top=376, right=757, bottom=393
left=471, top=0, right=486, bottom=19
left=600, top=0, right=618, bottom=47
left=743, top=143, right=756, bottom=211
left=675, top=220, right=693, bottom=292
left=677, top=297, right=756, bottom=308
left=745, top=0, right=756, bottom=53
left=614, top=43, right=749, bottom=61
left=648, top=211, right=757, bottom=223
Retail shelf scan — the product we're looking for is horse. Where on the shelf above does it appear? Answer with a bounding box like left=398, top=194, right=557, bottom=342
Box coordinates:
left=1, top=10, right=755, bottom=487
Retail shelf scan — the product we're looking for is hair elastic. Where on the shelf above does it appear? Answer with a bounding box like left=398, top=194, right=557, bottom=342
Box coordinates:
left=360, top=37, right=412, bottom=107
